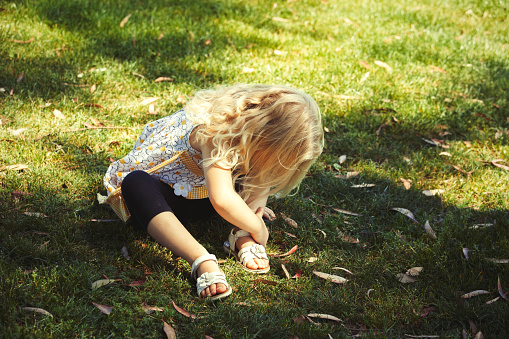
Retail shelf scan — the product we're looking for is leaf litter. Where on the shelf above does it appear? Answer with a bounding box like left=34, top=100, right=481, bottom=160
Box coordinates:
left=269, top=245, right=298, bottom=258
left=92, top=302, right=113, bottom=315
left=313, top=271, right=348, bottom=284
left=23, top=307, right=53, bottom=317
left=392, top=207, right=418, bottom=223
left=172, top=300, right=197, bottom=319
left=162, top=320, right=177, bottom=339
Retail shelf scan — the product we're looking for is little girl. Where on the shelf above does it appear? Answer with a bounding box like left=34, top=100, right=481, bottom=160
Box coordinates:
left=102, top=84, right=323, bottom=300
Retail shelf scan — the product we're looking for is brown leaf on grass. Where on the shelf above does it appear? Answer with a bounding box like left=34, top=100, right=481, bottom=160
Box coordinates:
left=397, top=273, right=417, bottom=283
left=498, top=277, right=507, bottom=300
left=447, top=162, right=473, bottom=176
left=281, top=214, right=298, bottom=228
left=11, top=190, right=34, bottom=197
left=272, top=17, right=290, bottom=22
left=23, top=307, right=53, bottom=317
left=486, top=296, right=500, bottom=304
left=312, top=213, right=324, bottom=224
left=374, top=60, right=393, bottom=72
left=273, top=49, right=285, bottom=56
left=332, top=267, right=354, bottom=275
left=172, top=300, right=197, bottom=319
left=91, top=279, right=117, bottom=291
left=254, top=278, right=277, bottom=286
left=392, top=207, right=418, bottom=223
left=242, top=67, right=255, bottom=73
left=284, top=232, right=296, bottom=238
left=307, top=313, right=342, bottom=322
left=463, top=248, right=470, bottom=260
left=474, top=332, right=484, bottom=339
left=90, top=117, right=104, bottom=127
left=486, top=258, right=509, bottom=263
left=339, top=232, right=360, bottom=244
left=148, top=104, right=156, bottom=114
left=461, top=290, right=490, bottom=298
left=307, top=257, right=318, bottom=263
left=424, top=221, right=437, bottom=239
left=376, top=123, right=389, bottom=136
left=292, top=269, right=302, bottom=279
left=8, top=128, right=27, bottom=136
left=439, top=152, right=452, bottom=157
left=133, top=72, right=146, bottom=79
left=140, top=97, right=159, bottom=106
left=313, top=271, right=348, bottom=284
left=17, top=72, right=24, bottom=83
left=24, top=212, right=48, bottom=218
left=406, top=267, right=423, bottom=276
left=400, top=178, right=412, bottom=189
left=0, top=164, right=29, bottom=171
left=281, top=264, right=290, bottom=279
left=120, top=14, right=132, bottom=27
left=90, top=84, right=96, bottom=93
left=32, top=231, right=50, bottom=235
left=430, top=65, right=446, bottom=73
left=83, top=122, right=96, bottom=128
left=422, top=189, right=445, bottom=196
left=332, top=208, right=359, bottom=216
left=154, top=77, right=174, bottom=83
left=53, top=109, right=65, bottom=119
left=269, top=245, right=298, bottom=258
left=142, top=304, right=164, bottom=314
left=420, top=306, right=436, bottom=317
left=92, top=302, right=113, bottom=315
left=488, top=159, right=509, bottom=171
left=359, top=61, right=370, bottom=69
left=10, top=37, right=35, bottom=44
left=335, top=171, right=359, bottom=180
left=351, top=184, right=376, bottom=188
left=162, top=320, right=176, bottom=339
left=128, top=280, right=144, bottom=287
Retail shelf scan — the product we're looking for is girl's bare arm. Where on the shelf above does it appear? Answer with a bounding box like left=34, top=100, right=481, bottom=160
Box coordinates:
left=201, top=145, right=269, bottom=246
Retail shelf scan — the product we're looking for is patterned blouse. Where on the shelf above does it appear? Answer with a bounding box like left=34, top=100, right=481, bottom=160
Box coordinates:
left=103, top=109, right=209, bottom=199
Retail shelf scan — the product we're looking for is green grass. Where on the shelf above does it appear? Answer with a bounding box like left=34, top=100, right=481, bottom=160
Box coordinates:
left=1, top=0, right=508, bottom=337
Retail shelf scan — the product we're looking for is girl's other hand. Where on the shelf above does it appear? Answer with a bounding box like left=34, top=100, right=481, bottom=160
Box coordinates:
left=251, top=207, right=269, bottom=246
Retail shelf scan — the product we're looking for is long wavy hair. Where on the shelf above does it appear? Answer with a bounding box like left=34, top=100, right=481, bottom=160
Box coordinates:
left=185, top=84, right=323, bottom=201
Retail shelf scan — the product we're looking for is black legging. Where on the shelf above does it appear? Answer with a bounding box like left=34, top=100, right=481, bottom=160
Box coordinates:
left=121, top=171, right=217, bottom=232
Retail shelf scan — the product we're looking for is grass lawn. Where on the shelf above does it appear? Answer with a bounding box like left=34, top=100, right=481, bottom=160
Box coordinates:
left=1, top=0, right=508, bottom=337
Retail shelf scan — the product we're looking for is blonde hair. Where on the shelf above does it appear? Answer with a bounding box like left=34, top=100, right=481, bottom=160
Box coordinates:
left=185, top=84, right=323, bottom=201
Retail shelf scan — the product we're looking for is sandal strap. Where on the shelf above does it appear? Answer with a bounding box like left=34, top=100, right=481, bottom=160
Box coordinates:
left=196, top=271, right=229, bottom=297
left=190, top=253, right=217, bottom=279
left=227, top=229, right=250, bottom=251
left=237, top=243, right=269, bottom=265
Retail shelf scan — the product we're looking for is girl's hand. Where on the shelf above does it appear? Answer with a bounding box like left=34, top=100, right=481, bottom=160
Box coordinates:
left=262, top=207, right=276, bottom=221
left=251, top=207, right=269, bottom=246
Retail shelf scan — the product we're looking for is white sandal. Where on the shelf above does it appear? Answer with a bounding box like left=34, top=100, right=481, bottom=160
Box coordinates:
left=223, top=229, right=270, bottom=274
left=191, top=254, right=232, bottom=301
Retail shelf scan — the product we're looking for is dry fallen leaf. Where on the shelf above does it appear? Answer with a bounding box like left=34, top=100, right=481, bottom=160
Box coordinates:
left=92, top=302, right=113, bottom=315
left=254, top=278, right=277, bottom=286
left=439, top=152, right=452, bottom=157
left=430, top=65, right=446, bottom=73
left=142, top=304, right=164, bottom=314
left=489, top=159, right=509, bottom=171
left=292, top=269, right=302, bottom=279
left=176, top=94, right=186, bottom=104
left=474, top=331, right=484, bottom=339
left=284, top=231, right=296, bottom=238
left=128, top=280, right=144, bottom=287
left=90, top=84, right=96, bottom=93
left=307, top=257, right=318, bottom=263
left=272, top=17, right=290, bottom=22
left=23, top=212, right=48, bottom=218
left=498, top=276, right=507, bottom=300
left=400, top=178, right=412, bottom=190
left=269, top=245, right=298, bottom=258
left=338, top=155, right=347, bottom=164
left=162, top=320, right=177, bottom=339
left=351, top=184, right=376, bottom=188
left=463, top=248, right=470, bottom=260
left=424, top=221, right=437, bottom=239
left=91, top=279, right=117, bottom=291
left=359, top=72, right=370, bottom=83
left=273, top=49, right=285, bottom=56
left=23, top=307, right=53, bottom=317
left=485, top=258, right=509, bottom=264
left=313, top=271, right=347, bottom=284
left=307, top=313, right=342, bottom=322
left=469, top=223, right=494, bottom=229
left=392, top=207, right=418, bottom=223
left=242, top=67, right=255, bottom=73
left=461, top=290, right=490, bottom=298
left=332, top=208, right=359, bottom=216
left=90, top=117, right=104, bottom=127
left=140, top=97, right=159, bottom=106
left=281, top=264, right=290, bottom=279
left=281, top=214, right=298, bottom=228
left=172, top=300, right=197, bottom=319
left=155, top=77, right=174, bottom=82
left=53, top=109, right=65, bottom=119
left=396, top=273, right=417, bottom=283
left=331, top=267, right=354, bottom=275
left=486, top=296, right=500, bottom=305
left=406, top=267, right=423, bottom=276
left=422, top=189, right=445, bottom=196
left=374, top=60, right=393, bottom=72
left=335, top=171, right=359, bottom=179
left=120, top=14, right=132, bottom=27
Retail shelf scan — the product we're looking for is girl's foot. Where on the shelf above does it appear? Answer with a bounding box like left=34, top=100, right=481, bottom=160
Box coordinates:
left=195, top=260, right=229, bottom=298
left=234, top=235, right=270, bottom=271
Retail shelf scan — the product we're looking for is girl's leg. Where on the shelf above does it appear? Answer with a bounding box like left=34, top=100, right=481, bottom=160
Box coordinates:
left=121, top=171, right=226, bottom=298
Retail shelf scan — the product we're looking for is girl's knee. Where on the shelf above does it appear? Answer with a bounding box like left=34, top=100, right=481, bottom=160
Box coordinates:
left=121, top=170, right=151, bottom=197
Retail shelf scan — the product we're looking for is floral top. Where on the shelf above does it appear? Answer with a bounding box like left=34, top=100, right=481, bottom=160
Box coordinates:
left=103, top=109, right=209, bottom=199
